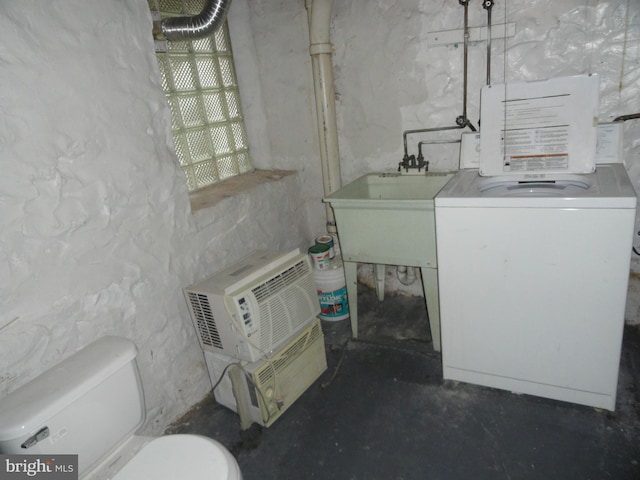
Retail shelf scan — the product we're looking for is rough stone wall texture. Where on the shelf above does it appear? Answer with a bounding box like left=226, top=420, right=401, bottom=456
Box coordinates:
left=0, top=0, right=310, bottom=435
left=330, top=0, right=639, bottom=178
left=240, top=0, right=327, bottom=239
left=2, top=0, right=640, bottom=439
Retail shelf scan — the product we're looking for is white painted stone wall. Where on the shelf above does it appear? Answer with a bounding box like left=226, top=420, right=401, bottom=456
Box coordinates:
left=330, top=0, right=640, bottom=181
left=2, top=0, right=640, bottom=439
left=246, top=0, right=640, bottom=315
left=0, top=0, right=311, bottom=435
left=239, top=0, right=327, bottom=237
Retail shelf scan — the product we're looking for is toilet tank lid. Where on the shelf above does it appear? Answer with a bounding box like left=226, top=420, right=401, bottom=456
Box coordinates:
left=0, top=337, right=138, bottom=441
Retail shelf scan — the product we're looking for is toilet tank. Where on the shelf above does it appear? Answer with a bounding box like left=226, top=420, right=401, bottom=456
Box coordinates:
left=0, top=337, right=146, bottom=476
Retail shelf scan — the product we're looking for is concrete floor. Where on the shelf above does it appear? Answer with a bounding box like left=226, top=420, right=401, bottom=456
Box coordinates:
left=167, top=286, right=640, bottom=480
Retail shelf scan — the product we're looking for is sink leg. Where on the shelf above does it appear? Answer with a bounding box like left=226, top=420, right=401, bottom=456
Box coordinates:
left=421, top=267, right=441, bottom=352
left=344, top=261, right=359, bottom=338
left=374, top=264, right=385, bottom=302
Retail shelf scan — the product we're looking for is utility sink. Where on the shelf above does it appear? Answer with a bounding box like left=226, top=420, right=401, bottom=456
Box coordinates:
left=324, top=172, right=454, bottom=267
left=323, top=171, right=455, bottom=351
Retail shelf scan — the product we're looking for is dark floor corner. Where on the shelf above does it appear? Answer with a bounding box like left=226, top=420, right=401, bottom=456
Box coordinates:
left=167, top=286, right=640, bottom=480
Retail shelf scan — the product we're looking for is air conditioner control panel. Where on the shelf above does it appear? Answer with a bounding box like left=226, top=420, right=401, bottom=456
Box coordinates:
left=238, top=296, right=253, bottom=329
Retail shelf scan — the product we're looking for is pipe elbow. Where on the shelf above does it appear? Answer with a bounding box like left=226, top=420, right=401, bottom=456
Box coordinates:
left=309, top=0, right=333, bottom=45
left=396, top=266, right=417, bottom=286
left=160, top=0, right=232, bottom=42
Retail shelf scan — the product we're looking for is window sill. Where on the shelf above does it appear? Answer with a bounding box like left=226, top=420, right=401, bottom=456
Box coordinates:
left=189, top=169, right=297, bottom=213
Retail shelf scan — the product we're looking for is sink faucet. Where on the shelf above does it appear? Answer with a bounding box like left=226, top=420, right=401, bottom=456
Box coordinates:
left=400, top=123, right=465, bottom=173
left=398, top=153, right=428, bottom=173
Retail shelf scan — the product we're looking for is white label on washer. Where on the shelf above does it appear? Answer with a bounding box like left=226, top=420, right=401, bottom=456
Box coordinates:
left=479, top=74, right=599, bottom=176
left=504, top=154, right=569, bottom=172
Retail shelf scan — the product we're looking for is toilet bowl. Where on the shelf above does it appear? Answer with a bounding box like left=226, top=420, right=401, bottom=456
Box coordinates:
left=0, top=336, right=242, bottom=480
left=89, top=434, right=242, bottom=480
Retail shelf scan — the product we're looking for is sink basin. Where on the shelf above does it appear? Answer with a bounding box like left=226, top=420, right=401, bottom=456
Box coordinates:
left=326, top=171, right=453, bottom=201
left=323, top=172, right=454, bottom=267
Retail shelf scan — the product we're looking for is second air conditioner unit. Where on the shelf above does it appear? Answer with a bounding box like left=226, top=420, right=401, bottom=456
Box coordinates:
left=205, top=318, right=327, bottom=427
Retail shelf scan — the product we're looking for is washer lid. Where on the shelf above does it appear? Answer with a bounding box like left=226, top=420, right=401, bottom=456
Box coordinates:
left=479, top=74, right=599, bottom=176
left=435, top=164, right=637, bottom=209
left=113, top=435, right=240, bottom=480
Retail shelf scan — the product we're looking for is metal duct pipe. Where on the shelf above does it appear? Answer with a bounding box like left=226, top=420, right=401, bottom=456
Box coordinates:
left=306, top=0, right=342, bottom=235
left=158, top=0, right=232, bottom=42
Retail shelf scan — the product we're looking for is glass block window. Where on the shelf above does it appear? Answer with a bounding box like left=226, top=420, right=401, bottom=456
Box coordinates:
left=150, top=0, right=253, bottom=191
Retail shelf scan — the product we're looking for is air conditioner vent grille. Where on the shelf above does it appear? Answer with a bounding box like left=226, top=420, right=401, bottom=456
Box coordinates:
left=260, top=298, right=290, bottom=351
left=187, top=292, right=223, bottom=349
left=257, top=271, right=317, bottom=348
left=251, top=260, right=308, bottom=302
left=255, top=321, right=322, bottom=386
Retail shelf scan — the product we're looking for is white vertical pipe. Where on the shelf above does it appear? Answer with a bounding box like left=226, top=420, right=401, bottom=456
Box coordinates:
left=306, top=0, right=342, bottom=234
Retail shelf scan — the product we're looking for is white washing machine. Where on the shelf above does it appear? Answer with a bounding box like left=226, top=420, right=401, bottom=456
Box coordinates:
left=434, top=75, right=638, bottom=411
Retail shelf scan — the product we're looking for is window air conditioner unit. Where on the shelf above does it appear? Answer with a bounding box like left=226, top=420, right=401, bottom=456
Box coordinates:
left=184, top=249, right=320, bottom=362
left=204, top=318, right=327, bottom=427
